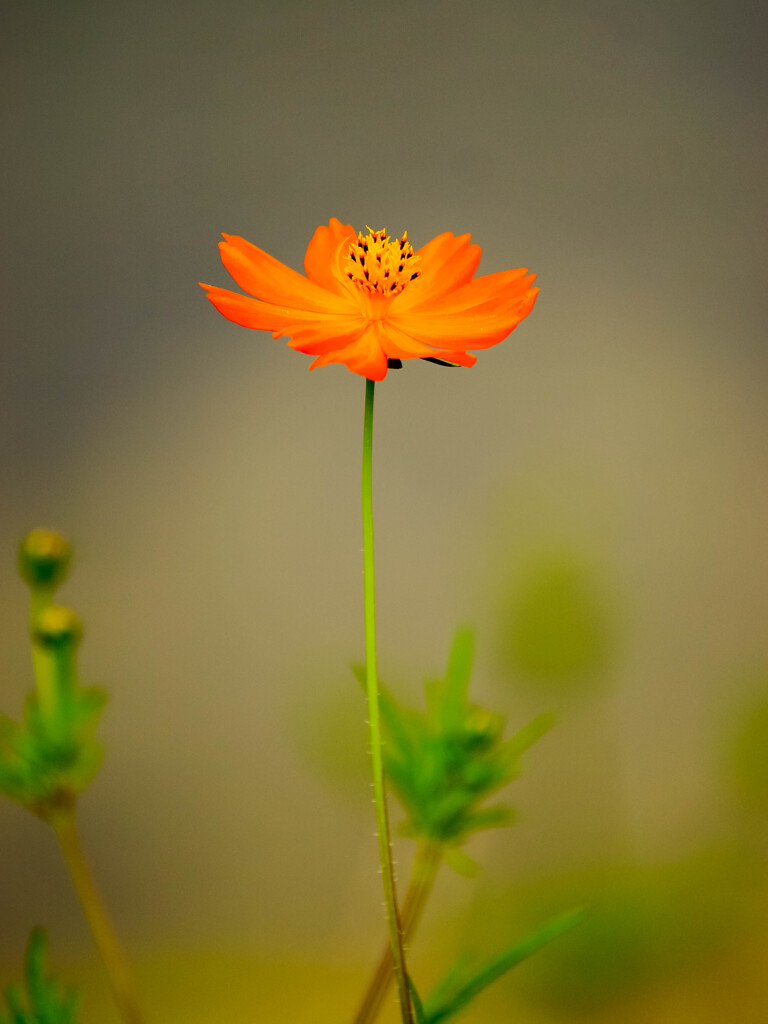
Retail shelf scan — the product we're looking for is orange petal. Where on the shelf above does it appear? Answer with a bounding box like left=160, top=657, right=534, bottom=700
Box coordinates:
left=378, top=321, right=446, bottom=360
left=200, top=284, right=357, bottom=333
left=393, top=232, right=482, bottom=312
left=437, top=350, right=477, bottom=367
left=283, top=318, right=367, bottom=355
left=308, top=324, right=389, bottom=381
left=391, top=286, right=539, bottom=350
left=418, top=269, right=535, bottom=316
left=380, top=321, right=478, bottom=366
left=219, top=235, right=351, bottom=314
left=303, top=218, right=357, bottom=298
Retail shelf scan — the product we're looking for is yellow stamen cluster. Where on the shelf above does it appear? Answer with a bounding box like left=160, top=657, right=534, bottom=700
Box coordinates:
left=344, top=228, right=422, bottom=296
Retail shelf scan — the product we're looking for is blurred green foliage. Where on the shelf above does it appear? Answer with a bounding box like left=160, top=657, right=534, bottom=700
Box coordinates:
left=498, top=548, right=614, bottom=698
left=0, top=657, right=106, bottom=814
left=356, top=629, right=553, bottom=869
left=510, top=850, right=758, bottom=1015
left=291, top=664, right=371, bottom=801
left=0, top=929, right=79, bottom=1024
left=0, top=533, right=106, bottom=818
left=728, top=685, right=768, bottom=814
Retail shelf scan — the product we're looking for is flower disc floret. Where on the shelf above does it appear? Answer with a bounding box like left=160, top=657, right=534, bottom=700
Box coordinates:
left=344, top=228, right=421, bottom=296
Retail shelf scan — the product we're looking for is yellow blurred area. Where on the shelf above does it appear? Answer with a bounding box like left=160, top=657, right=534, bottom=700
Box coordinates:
left=14, top=898, right=768, bottom=1024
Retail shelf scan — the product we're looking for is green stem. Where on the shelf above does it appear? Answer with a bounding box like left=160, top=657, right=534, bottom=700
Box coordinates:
left=52, top=810, right=146, bottom=1024
left=362, top=377, right=413, bottom=1024
left=30, top=587, right=57, bottom=720
left=353, top=841, right=442, bottom=1024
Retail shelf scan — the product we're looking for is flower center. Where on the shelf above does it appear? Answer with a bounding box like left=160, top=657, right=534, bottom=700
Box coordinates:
left=344, top=228, right=422, bottom=296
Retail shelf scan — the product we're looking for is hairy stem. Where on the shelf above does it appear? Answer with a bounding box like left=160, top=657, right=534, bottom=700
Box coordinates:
left=53, top=811, right=146, bottom=1024
left=353, top=841, right=442, bottom=1024
left=362, top=377, right=413, bottom=1024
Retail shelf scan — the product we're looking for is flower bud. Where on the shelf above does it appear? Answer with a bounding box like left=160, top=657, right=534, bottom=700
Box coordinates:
left=32, top=606, right=83, bottom=649
left=463, top=707, right=504, bottom=752
left=18, top=529, right=72, bottom=590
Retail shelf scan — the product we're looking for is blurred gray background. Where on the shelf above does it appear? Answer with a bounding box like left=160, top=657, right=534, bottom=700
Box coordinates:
left=1, top=1, right=767, bottom=1020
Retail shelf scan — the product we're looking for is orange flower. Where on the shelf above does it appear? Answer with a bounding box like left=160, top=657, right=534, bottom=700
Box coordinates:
left=200, top=218, right=539, bottom=382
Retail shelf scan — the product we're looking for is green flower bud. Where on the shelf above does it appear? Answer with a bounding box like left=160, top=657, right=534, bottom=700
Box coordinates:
left=18, top=529, right=71, bottom=590
left=32, top=606, right=83, bottom=649
left=463, top=707, right=504, bottom=752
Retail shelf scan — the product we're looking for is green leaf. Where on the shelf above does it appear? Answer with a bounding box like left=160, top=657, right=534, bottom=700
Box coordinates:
left=441, top=847, right=479, bottom=878
left=441, top=628, right=474, bottom=731
left=0, top=930, right=79, bottom=1024
left=24, top=930, right=46, bottom=1005
left=2, top=983, right=28, bottom=1024
left=408, top=978, right=427, bottom=1024
left=424, top=909, right=585, bottom=1023
left=503, top=711, right=556, bottom=762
